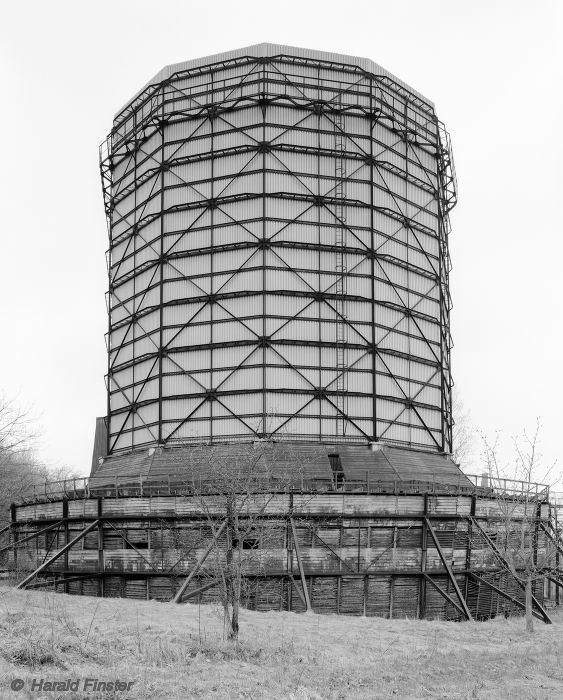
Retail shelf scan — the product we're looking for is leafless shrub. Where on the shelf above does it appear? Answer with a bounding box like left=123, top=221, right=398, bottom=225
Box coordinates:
left=451, top=386, right=477, bottom=470
left=479, top=420, right=560, bottom=632
left=174, top=436, right=307, bottom=641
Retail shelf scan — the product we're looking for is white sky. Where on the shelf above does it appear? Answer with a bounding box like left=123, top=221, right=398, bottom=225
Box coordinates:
left=1, top=0, right=561, bottom=480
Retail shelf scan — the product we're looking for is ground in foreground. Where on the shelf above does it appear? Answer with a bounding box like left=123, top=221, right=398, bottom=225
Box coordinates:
left=0, top=588, right=561, bottom=699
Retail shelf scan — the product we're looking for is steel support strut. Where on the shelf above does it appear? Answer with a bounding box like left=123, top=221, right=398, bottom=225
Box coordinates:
left=290, top=517, right=312, bottom=612
left=424, top=517, right=473, bottom=621
left=16, top=521, right=101, bottom=590
left=173, top=520, right=228, bottom=603
left=469, top=517, right=552, bottom=624
left=0, top=521, right=65, bottom=555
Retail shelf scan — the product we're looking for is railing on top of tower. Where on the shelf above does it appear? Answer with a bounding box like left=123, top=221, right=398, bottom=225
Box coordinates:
left=437, top=121, right=457, bottom=215
left=13, top=473, right=552, bottom=506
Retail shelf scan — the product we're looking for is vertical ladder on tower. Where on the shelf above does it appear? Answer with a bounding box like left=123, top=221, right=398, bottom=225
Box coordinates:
left=334, top=94, right=347, bottom=437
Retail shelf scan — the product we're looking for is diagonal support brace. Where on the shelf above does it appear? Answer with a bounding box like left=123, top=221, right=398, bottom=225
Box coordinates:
left=469, top=516, right=552, bottom=624
left=469, top=573, right=545, bottom=622
left=425, top=517, right=473, bottom=621
left=304, top=521, right=356, bottom=574
left=0, top=521, right=65, bottom=555
left=423, top=574, right=468, bottom=619
left=16, top=520, right=100, bottom=590
left=290, top=517, right=312, bottom=612
left=173, top=520, right=227, bottom=603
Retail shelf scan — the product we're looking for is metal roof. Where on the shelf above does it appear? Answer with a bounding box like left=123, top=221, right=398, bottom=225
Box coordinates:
left=90, top=442, right=470, bottom=489
left=115, top=42, right=434, bottom=117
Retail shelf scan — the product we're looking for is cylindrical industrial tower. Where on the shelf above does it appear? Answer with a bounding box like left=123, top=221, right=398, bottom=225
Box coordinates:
left=100, top=44, right=457, bottom=457
left=11, top=46, right=556, bottom=623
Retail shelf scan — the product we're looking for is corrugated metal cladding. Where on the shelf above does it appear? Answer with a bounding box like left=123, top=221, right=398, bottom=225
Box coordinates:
left=101, top=44, right=457, bottom=456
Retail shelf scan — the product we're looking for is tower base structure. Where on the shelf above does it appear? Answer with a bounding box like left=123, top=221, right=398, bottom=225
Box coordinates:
left=6, top=443, right=559, bottom=622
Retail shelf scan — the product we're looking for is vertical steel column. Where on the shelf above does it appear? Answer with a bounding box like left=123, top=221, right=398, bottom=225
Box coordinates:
left=131, top=102, right=138, bottom=451
left=357, top=519, right=361, bottom=572
left=464, top=495, right=476, bottom=606
left=157, top=86, right=166, bottom=445
left=420, top=497, right=428, bottom=618
left=369, top=78, right=377, bottom=441
left=533, top=501, right=541, bottom=570
left=97, top=498, right=104, bottom=597
left=403, top=98, right=413, bottom=447
left=209, top=72, right=215, bottom=442
left=260, top=59, right=267, bottom=437
left=10, top=503, right=17, bottom=572
left=334, top=91, right=347, bottom=438
left=62, top=499, right=69, bottom=594
left=437, top=127, right=447, bottom=453
left=556, top=506, right=560, bottom=606
left=105, top=145, right=112, bottom=456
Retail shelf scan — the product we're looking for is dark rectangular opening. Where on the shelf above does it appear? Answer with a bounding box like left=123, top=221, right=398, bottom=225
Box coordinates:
left=232, top=537, right=259, bottom=550
left=328, top=453, right=345, bottom=488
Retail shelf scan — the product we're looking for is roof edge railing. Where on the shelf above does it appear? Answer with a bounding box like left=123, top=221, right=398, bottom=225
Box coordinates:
left=14, top=474, right=551, bottom=506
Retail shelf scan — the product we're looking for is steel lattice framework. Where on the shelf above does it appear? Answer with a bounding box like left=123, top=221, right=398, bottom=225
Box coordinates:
left=100, top=45, right=457, bottom=456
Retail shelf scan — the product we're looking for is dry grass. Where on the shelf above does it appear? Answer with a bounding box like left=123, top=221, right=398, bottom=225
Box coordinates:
left=0, top=587, right=561, bottom=699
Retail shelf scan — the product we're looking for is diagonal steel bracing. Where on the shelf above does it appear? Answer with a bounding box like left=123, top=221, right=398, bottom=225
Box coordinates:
left=424, top=517, right=473, bottom=620
left=469, top=517, right=552, bottom=625
left=102, top=53, right=454, bottom=452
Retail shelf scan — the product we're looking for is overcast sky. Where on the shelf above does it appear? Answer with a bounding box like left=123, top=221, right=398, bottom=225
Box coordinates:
left=1, top=0, right=561, bottom=481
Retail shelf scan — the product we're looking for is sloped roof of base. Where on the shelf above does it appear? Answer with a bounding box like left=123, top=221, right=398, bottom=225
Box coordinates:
left=90, top=442, right=471, bottom=490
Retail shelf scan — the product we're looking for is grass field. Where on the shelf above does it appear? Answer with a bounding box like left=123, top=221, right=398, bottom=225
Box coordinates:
left=0, top=587, right=561, bottom=699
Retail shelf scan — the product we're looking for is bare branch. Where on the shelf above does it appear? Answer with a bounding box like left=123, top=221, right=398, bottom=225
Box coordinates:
left=478, top=420, right=559, bottom=632
left=451, top=387, right=477, bottom=469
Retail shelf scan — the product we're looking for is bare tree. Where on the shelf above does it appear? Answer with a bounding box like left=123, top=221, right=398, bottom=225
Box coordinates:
left=0, top=392, right=82, bottom=526
left=1, top=450, right=41, bottom=519
left=451, top=386, right=477, bottom=470
left=480, top=421, right=560, bottom=632
left=0, top=394, right=42, bottom=526
left=172, top=439, right=306, bottom=641
left=0, top=393, right=36, bottom=460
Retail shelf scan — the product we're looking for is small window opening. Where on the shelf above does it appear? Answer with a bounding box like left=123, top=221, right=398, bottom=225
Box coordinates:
left=124, top=530, right=149, bottom=549
left=328, top=453, right=345, bottom=488
left=232, top=537, right=259, bottom=550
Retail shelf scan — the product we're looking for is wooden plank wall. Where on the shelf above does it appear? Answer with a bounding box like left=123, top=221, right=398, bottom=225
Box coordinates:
left=10, top=492, right=549, bottom=621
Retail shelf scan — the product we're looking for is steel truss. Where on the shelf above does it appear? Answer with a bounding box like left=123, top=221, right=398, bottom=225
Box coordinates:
left=100, top=51, right=456, bottom=456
